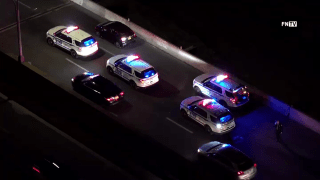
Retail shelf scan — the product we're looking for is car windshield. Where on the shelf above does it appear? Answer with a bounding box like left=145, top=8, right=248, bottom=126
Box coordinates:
left=218, top=112, right=233, bottom=123
left=80, top=37, right=97, bottom=47
left=136, top=68, right=157, bottom=79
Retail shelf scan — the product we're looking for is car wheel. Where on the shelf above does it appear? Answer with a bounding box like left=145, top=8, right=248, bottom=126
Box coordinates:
left=181, top=109, right=188, bottom=118
left=71, top=50, right=78, bottom=59
left=194, top=86, right=201, bottom=95
left=129, top=80, right=137, bottom=89
left=205, top=125, right=214, bottom=135
left=47, top=38, right=54, bottom=46
left=107, top=66, right=114, bottom=75
left=219, top=100, right=228, bottom=108
left=96, top=31, right=101, bottom=37
left=115, top=42, right=122, bottom=48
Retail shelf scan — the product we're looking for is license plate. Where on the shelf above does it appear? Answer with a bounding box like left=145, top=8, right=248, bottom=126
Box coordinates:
left=128, top=36, right=131, bottom=40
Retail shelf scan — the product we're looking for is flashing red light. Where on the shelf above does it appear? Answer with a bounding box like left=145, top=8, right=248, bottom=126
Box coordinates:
left=120, top=92, right=124, bottom=96
left=237, top=171, right=244, bottom=175
left=33, top=167, right=40, bottom=173
left=254, top=163, right=257, bottom=167
left=65, top=26, right=79, bottom=33
left=230, top=98, right=236, bottom=104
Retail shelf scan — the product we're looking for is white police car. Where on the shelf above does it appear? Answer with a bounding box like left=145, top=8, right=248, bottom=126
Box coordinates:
left=46, top=26, right=98, bottom=58
left=106, top=55, right=159, bottom=88
left=180, top=96, right=235, bottom=134
left=193, top=74, right=249, bottom=108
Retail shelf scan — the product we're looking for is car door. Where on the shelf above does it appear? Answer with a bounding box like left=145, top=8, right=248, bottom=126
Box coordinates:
left=118, top=64, right=133, bottom=81
left=206, top=83, right=223, bottom=99
left=114, top=62, right=123, bottom=77
left=54, top=33, right=64, bottom=47
left=101, top=27, right=108, bottom=38
left=191, top=106, right=208, bottom=125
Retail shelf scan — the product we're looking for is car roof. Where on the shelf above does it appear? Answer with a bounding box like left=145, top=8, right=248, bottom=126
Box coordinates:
left=122, top=57, right=153, bottom=72
left=61, top=28, right=92, bottom=42
left=106, top=21, right=131, bottom=31
left=195, top=99, right=229, bottom=117
left=209, top=76, right=242, bottom=91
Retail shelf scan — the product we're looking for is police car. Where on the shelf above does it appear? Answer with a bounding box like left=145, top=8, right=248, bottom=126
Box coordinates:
left=180, top=96, right=235, bottom=134
left=193, top=74, right=249, bottom=108
left=46, top=26, right=98, bottom=58
left=106, top=55, right=159, bottom=88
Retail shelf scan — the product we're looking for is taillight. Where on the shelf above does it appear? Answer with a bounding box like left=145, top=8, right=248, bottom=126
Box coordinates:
left=106, top=97, right=115, bottom=102
left=230, top=98, right=236, bottom=104
left=237, top=171, right=244, bottom=175
left=140, top=79, right=145, bottom=83
left=254, top=163, right=257, bottom=167
left=120, top=92, right=124, bottom=96
left=33, top=167, right=40, bottom=173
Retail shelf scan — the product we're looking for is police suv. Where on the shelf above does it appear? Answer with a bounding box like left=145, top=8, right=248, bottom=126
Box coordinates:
left=46, top=26, right=98, bottom=58
left=180, top=96, right=235, bottom=134
left=106, top=55, right=159, bottom=88
left=193, top=74, right=249, bottom=108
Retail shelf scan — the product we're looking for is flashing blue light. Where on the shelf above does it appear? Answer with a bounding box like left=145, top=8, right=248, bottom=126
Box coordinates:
left=243, top=96, right=247, bottom=100
left=84, top=39, right=95, bottom=47
left=84, top=72, right=94, bottom=75
left=220, top=115, right=232, bottom=123
left=143, top=69, right=156, bottom=78
left=145, top=75, right=149, bottom=78
left=222, top=144, right=231, bottom=148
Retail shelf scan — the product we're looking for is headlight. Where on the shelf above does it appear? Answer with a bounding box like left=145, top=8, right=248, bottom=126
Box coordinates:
left=197, top=149, right=201, bottom=153
left=71, top=78, right=74, bottom=82
left=216, top=124, right=222, bottom=129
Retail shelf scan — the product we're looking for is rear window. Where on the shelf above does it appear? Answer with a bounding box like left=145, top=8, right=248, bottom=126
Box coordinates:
left=136, top=68, right=157, bottom=79
left=80, top=37, right=97, bottom=47
left=219, top=147, right=253, bottom=170
left=218, top=112, right=233, bottom=123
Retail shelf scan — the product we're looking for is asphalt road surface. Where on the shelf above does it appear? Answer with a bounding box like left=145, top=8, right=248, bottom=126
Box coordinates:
left=0, top=95, right=140, bottom=180
left=0, top=1, right=320, bottom=180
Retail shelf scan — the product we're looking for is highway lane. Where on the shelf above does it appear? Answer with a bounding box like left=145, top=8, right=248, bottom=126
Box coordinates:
left=0, top=0, right=69, bottom=29
left=1, top=2, right=320, bottom=180
left=0, top=95, right=140, bottom=180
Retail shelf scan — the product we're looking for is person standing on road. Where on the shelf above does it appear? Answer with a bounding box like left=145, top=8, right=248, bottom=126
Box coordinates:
left=274, top=120, right=283, bottom=142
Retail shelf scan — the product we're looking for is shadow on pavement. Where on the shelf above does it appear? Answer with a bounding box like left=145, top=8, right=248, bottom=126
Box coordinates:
left=138, top=79, right=180, bottom=98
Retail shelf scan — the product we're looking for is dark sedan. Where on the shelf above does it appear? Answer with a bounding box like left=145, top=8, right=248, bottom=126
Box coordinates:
left=72, top=72, right=124, bottom=105
left=198, top=141, right=257, bottom=180
left=95, top=21, right=136, bottom=48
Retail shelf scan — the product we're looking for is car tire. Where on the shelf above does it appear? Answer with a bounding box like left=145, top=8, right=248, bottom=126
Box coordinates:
left=219, top=100, right=228, bottom=108
left=47, top=38, right=54, bottom=46
left=181, top=109, right=188, bottom=118
left=71, top=50, right=78, bottom=59
left=194, top=86, right=201, bottom=95
left=129, top=80, right=137, bottom=89
left=107, top=66, right=114, bottom=75
left=115, top=42, right=122, bottom=48
left=205, top=125, right=214, bottom=135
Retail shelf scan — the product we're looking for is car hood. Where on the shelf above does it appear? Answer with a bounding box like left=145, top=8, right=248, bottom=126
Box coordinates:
left=193, top=73, right=214, bottom=84
left=107, top=54, right=127, bottom=65
left=181, top=96, right=203, bottom=107
left=47, top=26, right=66, bottom=35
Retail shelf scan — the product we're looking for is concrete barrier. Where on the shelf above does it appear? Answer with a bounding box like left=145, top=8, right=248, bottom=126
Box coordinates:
left=71, top=0, right=320, bottom=134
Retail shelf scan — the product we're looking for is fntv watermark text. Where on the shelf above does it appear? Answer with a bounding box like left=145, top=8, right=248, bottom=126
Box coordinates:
left=281, top=21, right=297, bottom=27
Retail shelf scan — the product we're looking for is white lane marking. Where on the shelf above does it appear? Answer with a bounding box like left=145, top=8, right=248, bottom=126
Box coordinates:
left=166, top=117, right=193, bottom=134
left=65, top=58, right=89, bottom=72
left=18, top=1, right=32, bottom=9
left=7, top=101, right=127, bottom=172
left=109, top=112, right=118, bottom=117
left=99, top=47, right=115, bottom=56
left=0, top=126, right=10, bottom=134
